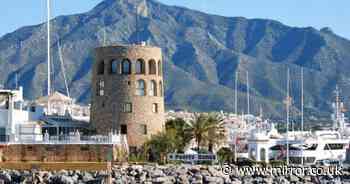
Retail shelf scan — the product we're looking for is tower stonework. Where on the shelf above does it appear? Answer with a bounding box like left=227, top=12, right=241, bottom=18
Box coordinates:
left=91, top=44, right=165, bottom=148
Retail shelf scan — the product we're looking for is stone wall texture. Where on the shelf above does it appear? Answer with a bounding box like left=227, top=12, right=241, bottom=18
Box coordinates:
left=91, top=45, right=165, bottom=147
left=0, top=144, right=118, bottom=162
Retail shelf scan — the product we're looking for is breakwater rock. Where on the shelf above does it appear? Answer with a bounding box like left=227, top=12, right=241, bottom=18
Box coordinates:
left=0, top=164, right=349, bottom=183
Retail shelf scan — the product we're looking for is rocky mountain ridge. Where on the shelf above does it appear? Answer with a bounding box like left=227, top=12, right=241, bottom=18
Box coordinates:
left=1, top=0, right=350, bottom=119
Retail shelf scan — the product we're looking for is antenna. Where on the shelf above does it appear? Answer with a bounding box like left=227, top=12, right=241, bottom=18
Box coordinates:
left=246, top=71, right=250, bottom=115
left=58, top=39, right=70, bottom=98
left=47, top=0, right=51, bottom=114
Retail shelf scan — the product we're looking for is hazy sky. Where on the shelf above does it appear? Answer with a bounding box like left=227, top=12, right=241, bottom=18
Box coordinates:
left=0, top=0, right=348, bottom=39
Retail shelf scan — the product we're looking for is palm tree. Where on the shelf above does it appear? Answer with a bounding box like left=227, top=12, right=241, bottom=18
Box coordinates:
left=186, top=113, right=227, bottom=153
left=186, top=113, right=212, bottom=151
left=206, top=114, right=226, bottom=152
left=144, top=131, right=176, bottom=164
left=165, top=118, right=192, bottom=152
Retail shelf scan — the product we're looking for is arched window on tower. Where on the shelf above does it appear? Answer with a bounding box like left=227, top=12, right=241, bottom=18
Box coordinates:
left=149, top=59, right=157, bottom=75
left=159, top=81, right=163, bottom=96
left=135, top=59, right=145, bottom=74
left=97, top=80, right=105, bottom=96
left=110, top=59, right=119, bottom=74
left=149, top=80, right=157, bottom=96
left=122, top=59, right=131, bottom=74
left=136, top=79, right=146, bottom=96
left=158, top=60, right=162, bottom=76
left=97, top=61, right=104, bottom=75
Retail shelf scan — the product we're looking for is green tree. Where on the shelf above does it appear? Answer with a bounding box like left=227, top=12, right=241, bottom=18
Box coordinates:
left=144, top=131, right=176, bottom=164
left=165, top=118, right=192, bottom=153
left=186, top=113, right=212, bottom=151
left=217, top=147, right=234, bottom=164
left=206, top=114, right=226, bottom=152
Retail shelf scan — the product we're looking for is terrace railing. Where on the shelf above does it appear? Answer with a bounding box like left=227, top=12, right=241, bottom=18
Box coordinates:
left=1, top=133, right=128, bottom=145
left=167, top=153, right=217, bottom=164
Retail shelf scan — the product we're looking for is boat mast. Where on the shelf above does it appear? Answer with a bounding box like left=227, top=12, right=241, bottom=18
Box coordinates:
left=301, top=68, right=304, bottom=165
left=301, top=68, right=304, bottom=132
left=246, top=71, right=250, bottom=115
left=47, top=0, right=51, bottom=114
left=235, top=71, right=238, bottom=115
left=233, top=71, right=238, bottom=162
left=286, top=68, right=290, bottom=165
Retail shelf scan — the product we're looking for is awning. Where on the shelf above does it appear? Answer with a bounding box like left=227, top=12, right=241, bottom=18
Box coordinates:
left=40, top=115, right=90, bottom=129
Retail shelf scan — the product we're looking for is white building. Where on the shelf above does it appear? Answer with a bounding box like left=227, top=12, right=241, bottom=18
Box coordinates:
left=0, top=87, right=44, bottom=142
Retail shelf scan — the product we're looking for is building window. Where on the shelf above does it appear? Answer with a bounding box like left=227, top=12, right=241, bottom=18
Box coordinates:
left=158, top=60, right=162, bottom=76
left=97, top=80, right=105, bottom=96
left=149, top=80, right=157, bottom=96
left=141, top=124, right=147, bottom=135
left=136, top=79, right=146, bottom=96
left=98, top=61, right=105, bottom=75
left=159, top=81, right=163, bottom=96
left=120, top=124, right=127, bottom=134
left=110, top=59, right=119, bottom=74
left=122, top=59, right=131, bottom=74
left=152, top=103, right=158, bottom=113
left=123, top=103, right=132, bottom=113
left=135, top=59, right=145, bottom=74
left=30, top=106, right=36, bottom=112
left=149, top=59, right=157, bottom=75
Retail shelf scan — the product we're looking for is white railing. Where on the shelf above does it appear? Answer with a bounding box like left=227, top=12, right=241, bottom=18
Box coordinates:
left=168, top=153, right=217, bottom=163
left=4, top=133, right=128, bottom=145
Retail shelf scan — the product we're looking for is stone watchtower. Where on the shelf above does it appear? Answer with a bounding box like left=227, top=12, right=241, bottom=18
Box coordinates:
left=91, top=44, right=165, bottom=148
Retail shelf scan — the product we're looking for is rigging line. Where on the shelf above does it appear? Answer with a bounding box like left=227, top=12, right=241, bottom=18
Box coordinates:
left=235, top=71, right=238, bottom=115
left=58, top=40, right=70, bottom=98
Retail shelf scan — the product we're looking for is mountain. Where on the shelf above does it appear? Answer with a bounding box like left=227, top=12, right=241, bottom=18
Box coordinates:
left=1, top=0, right=350, bottom=120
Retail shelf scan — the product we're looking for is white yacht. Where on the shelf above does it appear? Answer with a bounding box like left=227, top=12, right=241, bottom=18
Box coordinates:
left=248, top=87, right=350, bottom=164
left=283, top=87, right=350, bottom=164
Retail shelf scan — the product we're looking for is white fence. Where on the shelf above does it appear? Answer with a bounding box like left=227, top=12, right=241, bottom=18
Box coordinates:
left=168, top=153, right=217, bottom=163
left=1, top=133, right=128, bottom=145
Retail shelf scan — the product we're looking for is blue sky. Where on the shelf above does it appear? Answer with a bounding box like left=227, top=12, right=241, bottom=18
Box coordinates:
left=0, top=0, right=349, bottom=39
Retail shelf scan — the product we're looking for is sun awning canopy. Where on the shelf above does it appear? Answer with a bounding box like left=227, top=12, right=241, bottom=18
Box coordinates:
left=40, top=115, right=90, bottom=129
